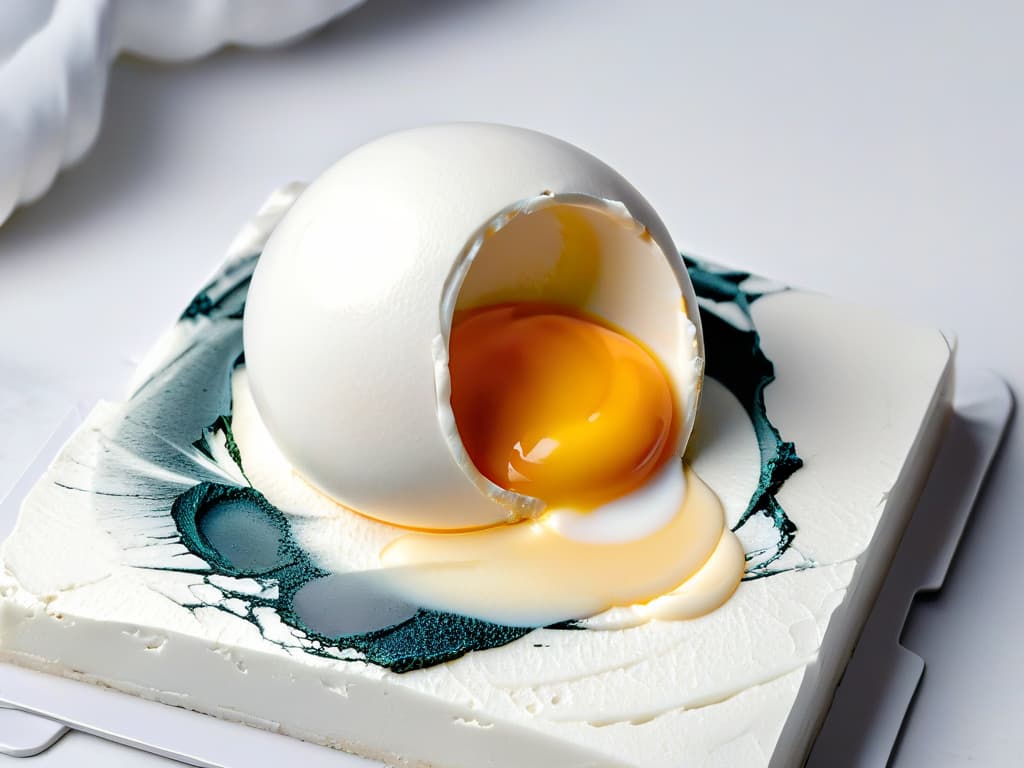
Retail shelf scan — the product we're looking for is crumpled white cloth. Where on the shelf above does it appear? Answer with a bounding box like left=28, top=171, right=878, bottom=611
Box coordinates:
left=0, top=0, right=363, bottom=227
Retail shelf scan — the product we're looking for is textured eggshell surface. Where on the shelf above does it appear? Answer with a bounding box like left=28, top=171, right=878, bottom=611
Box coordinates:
left=243, top=124, right=701, bottom=530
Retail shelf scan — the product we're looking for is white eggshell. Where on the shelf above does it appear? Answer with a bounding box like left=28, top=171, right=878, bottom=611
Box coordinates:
left=244, top=123, right=702, bottom=530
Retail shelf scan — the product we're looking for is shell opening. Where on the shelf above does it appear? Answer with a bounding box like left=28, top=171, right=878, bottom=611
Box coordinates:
left=436, top=194, right=699, bottom=520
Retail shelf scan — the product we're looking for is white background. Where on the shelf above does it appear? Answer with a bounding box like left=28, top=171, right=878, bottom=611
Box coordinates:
left=0, top=1, right=1020, bottom=765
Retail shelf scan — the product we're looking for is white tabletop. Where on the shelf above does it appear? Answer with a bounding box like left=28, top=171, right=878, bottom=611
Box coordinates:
left=0, top=2, right=1020, bottom=765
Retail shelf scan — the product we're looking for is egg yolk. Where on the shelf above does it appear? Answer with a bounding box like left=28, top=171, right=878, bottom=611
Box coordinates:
left=449, top=303, right=676, bottom=509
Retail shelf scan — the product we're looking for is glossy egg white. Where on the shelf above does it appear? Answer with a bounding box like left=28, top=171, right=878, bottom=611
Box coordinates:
left=243, top=123, right=704, bottom=530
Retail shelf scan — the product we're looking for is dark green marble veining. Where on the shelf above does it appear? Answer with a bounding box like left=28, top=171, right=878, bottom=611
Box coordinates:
left=193, top=413, right=248, bottom=483
left=180, top=253, right=257, bottom=321
left=685, top=256, right=809, bottom=577
left=167, top=482, right=531, bottom=672
left=75, top=246, right=807, bottom=673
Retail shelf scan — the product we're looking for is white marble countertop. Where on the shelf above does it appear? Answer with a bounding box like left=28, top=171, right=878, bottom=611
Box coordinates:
left=0, top=1, right=1020, bottom=765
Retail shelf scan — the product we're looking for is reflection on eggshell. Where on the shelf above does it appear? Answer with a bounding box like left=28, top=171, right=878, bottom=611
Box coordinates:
left=244, top=123, right=703, bottom=530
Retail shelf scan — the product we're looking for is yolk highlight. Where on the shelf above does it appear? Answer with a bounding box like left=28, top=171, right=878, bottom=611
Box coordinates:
left=449, top=303, right=675, bottom=509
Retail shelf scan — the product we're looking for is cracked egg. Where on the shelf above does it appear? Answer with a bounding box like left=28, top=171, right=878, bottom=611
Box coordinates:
left=243, top=123, right=742, bottom=625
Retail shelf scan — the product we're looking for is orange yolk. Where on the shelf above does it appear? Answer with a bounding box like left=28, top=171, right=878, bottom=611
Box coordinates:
left=449, top=303, right=676, bottom=509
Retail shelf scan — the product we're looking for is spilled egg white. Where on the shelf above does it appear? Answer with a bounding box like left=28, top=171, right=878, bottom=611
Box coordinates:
left=243, top=123, right=704, bottom=534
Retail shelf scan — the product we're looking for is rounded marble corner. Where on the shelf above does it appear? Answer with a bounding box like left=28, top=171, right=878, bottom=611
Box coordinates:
left=0, top=0, right=364, bottom=227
